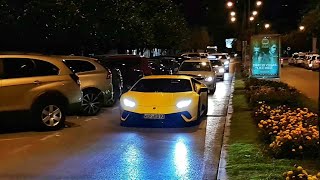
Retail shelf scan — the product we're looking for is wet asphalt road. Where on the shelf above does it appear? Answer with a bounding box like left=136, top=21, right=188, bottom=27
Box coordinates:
left=281, top=64, right=319, bottom=103
left=0, top=62, right=236, bottom=180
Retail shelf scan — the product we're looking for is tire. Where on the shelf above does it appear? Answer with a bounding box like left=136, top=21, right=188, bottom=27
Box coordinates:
left=81, top=90, right=103, bottom=116
left=32, top=101, right=66, bottom=131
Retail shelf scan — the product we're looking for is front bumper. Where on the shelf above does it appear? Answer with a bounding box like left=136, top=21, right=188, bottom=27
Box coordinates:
left=120, top=110, right=197, bottom=127
left=200, top=80, right=215, bottom=90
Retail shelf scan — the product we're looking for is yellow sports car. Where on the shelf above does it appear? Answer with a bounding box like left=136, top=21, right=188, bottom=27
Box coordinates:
left=119, top=75, right=208, bottom=127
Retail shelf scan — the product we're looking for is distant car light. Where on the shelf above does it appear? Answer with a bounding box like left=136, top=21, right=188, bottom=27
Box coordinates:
left=205, top=76, right=213, bottom=82
left=123, top=98, right=136, bottom=107
left=219, top=68, right=225, bottom=73
left=176, top=99, right=192, bottom=108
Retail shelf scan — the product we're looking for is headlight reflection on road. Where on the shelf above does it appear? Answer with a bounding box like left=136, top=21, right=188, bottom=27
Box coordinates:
left=123, top=144, right=142, bottom=180
left=174, top=139, right=190, bottom=178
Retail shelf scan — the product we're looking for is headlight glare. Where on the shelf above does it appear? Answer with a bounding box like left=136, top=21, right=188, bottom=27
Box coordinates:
left=123, top=98, right=136, bottom=107
left=219, top=68, right=225, bottom=73
left=205, top=76, right=213, bottom=82
left=224, top=61, right=230, bottom=65
left=176, top=100, right=192, bottom=108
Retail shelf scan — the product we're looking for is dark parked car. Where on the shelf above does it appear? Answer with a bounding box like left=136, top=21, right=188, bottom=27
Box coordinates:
left=95, top=55, right=146, bottom=93
left=154, top=55, right=187, bottom=65
left=148, top=57, right=180, bottom=75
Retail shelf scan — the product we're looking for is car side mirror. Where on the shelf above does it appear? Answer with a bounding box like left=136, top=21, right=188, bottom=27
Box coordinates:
left=198, top=87, right=208, bottom=94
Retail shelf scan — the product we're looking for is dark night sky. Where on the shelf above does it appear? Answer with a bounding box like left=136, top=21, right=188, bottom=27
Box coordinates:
left=180, top=0, right=309, bottom=33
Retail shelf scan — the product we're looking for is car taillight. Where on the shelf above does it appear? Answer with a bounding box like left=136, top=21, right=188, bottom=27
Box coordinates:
left=70, top=74, right=81, bottom=86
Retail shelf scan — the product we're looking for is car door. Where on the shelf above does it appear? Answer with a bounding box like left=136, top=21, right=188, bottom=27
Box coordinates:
left=0, top=58, right=38, bottom=111
left=0, top=58, right=60, bottom=111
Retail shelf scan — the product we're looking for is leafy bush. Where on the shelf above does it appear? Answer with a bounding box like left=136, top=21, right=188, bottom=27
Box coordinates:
left=248, top=86, right=300, bottom=107
left=244, top=77, right=290, bottom=90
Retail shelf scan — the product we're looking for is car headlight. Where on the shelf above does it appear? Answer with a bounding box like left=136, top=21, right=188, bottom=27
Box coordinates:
left=224, top=61, right=229, bottom=65
left=205, top=76, right=213, bottom=82
left=176, top=99, right=192, bottom=108
left=219, top=68, right=225, bottom=73
left=123, top=98, right=136, bottom=107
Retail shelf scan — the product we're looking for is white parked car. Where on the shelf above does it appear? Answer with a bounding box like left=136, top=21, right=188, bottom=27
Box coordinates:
left=207, top=53, right=230, bottom=72
left=177, top=59, right=216, bottom=93
left=311, top=54, right=320, bottom=71
left=210, top=60, right=225, bottom=81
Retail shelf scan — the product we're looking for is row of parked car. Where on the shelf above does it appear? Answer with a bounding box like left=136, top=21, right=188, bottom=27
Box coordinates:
left=0, top=52, right=229, bottom=131
left=287, top=52, right=320, bottom=71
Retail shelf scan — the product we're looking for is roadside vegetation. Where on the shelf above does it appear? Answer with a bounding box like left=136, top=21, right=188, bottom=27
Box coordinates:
left=226, top=75, right=319, bottom=180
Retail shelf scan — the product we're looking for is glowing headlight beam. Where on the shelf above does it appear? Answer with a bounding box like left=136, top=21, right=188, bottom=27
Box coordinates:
left=123, top=98, right=136, bottom=107
left=205, top=77, right=213, bottom=82
left=176, top=100, right=192, bottom=109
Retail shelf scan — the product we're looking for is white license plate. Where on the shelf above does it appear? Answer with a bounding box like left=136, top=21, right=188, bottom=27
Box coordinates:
left=144, top=114, right=165, bottom=119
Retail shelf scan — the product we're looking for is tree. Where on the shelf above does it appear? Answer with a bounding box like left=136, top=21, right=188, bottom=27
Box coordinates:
left=300, top=3, right=320, bottom=38
left=189, top=27, right=210, bottom=51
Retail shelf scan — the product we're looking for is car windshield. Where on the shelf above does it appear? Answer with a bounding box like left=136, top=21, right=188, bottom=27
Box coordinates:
left=211, top=60, right=222, bottom=66
left=131, top=79, right=192, bottom=92
left=179, top=62, right=211, bottom=71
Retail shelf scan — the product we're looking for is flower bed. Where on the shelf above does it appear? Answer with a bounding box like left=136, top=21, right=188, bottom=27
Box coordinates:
left=245, top=78, right=319, bottom=159
left=283, top=165, right=320, bottom=180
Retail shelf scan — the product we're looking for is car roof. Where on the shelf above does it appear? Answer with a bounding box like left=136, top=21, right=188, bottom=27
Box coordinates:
left=141, top=75, right=192, bottom=80
left=55, top=55, right=98, bottom=61
left=182, top=59, right=211, bottom=63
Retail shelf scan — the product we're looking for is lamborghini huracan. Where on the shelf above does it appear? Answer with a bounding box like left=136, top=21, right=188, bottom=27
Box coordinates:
left=119, top=75, right=208, bottom=127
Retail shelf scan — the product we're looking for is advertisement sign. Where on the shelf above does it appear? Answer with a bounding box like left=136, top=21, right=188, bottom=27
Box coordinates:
left=225, top=38, right=236, bottom=49
left=251, top=34, right=280, bottom=79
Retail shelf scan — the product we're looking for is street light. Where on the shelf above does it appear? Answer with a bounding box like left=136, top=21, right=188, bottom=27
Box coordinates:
left=299, top=26, right=305, bottom=31
left=265, top=23, right=270, bottom=29
left=231, top=17, right=236, bottom=22
left=230, top=11, right=236, bottom=16
left=227, top=1, right=233, bottom=8
left=249, top=16, right=255, bottom=21
left=256, top=1, right=262, bottom=6
left=252, top=11, right=258, bottom=16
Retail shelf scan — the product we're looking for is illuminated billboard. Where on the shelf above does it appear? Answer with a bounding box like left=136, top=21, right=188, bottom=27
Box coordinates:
left=251, top=34, right=280, bottom=79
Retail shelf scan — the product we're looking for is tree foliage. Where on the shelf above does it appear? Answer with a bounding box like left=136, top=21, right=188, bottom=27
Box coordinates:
left=0, top=0, right=190, bottom=54
left=300, top=2, right=320, bottom=38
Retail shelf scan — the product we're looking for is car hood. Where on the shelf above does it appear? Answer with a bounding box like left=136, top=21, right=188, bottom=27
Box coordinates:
left=121, top=91, right=195, bottom=107
left=177, top=71, right=213, bottom=78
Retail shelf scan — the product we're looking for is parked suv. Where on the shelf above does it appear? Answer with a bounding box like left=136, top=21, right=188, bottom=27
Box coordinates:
left=0, top=54, right=82, bottom=130
left=59, top=56, right=114, bottom=116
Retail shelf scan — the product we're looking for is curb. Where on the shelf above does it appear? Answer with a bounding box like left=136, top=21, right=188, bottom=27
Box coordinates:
left=216, top=75, right=235, bottom=180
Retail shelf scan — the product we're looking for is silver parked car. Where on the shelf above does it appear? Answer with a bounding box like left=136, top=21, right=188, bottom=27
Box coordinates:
left=177, top=59, right=217, bottom=93
left=210, top=60, right=225, bottom=81
left=59, top=56, right=114, bottom=115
